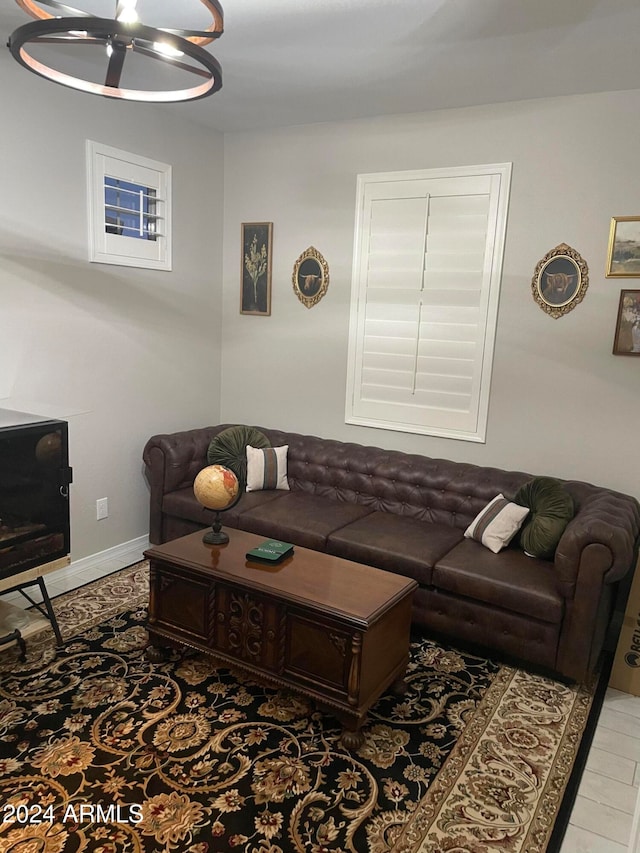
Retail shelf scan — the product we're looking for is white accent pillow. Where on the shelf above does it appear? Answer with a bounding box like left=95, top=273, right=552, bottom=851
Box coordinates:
left=464, top=494, right=529, bottom=554
left=246, top=445, right=290, bottom=492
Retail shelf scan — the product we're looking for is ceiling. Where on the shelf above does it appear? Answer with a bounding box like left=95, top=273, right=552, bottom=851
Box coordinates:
left=2, top=0, right=640, bottom=133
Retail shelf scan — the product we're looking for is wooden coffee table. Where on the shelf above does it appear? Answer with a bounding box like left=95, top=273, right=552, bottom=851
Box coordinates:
left=144, top=528, right=417, bottom=749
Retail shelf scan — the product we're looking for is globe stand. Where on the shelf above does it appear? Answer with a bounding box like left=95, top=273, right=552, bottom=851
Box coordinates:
left=203, top=511, right=229, bottom=545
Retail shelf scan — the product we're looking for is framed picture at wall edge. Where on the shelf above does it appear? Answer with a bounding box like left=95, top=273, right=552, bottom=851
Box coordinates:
left=531, top=243, right=589, bottom=319
left=612, top=290, right=640, bottom=356
left=292, top=246, right=329, bottom=309
left=607, top=217, right=640, bottom=278
left=241, top=222, right=273, bottom=315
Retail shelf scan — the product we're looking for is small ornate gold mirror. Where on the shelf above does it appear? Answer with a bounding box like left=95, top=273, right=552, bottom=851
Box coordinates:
left=292, top=246, right=329, bottom=309
left=531, top=243, right=589, bottom=319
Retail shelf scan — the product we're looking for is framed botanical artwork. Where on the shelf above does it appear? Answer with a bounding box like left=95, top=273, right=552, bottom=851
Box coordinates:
left=613, top=290, right=640, bottom=356
left=292, top=246, right=329, bottom=309
left=531, top=243, right=589, bottom=319
left=607, top=217, right=640, bottom=277
left=241, top=222, right=273, bottom=315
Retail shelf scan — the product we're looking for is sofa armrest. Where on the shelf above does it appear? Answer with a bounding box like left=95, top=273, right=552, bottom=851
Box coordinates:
left=143, top=427, right=223, bottom=543
left=554, top=488, right=640, bottom=595
left=550, top=489, right=639, bottom=681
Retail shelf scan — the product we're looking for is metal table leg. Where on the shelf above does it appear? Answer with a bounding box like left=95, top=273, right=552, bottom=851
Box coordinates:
left=37, top=577, right=63, bottom=645
left=2, top=576, right=64, bottom=646
left=0, top=628, right=26, bottom=661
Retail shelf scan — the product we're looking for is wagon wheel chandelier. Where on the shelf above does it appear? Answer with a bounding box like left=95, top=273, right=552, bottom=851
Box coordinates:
left=7, top=0, right=224, bottom=102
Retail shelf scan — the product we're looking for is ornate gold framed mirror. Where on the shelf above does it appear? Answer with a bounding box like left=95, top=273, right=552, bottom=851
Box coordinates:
left=531, top=243, right=589, bottom=319
left=292, top=246, right=329, bottom=309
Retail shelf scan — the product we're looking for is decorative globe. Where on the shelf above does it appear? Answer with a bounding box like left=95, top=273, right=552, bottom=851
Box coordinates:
left=35, top=431, right=61, bottom=465
left=194, top=465, right=239, bottom=511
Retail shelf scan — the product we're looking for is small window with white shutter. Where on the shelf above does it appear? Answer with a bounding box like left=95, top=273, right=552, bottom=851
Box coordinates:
left=87, top=141, right=171, bottom=270
left=345, top=163, right=511, bottom=443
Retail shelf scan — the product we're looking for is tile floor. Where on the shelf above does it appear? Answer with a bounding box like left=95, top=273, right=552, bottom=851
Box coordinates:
left=561, top=687, right=640, bottom=853
left=3, top=545, right=640, bottom=853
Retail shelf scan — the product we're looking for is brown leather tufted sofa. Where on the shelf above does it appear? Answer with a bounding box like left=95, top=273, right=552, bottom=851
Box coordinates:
left=143, top=424, right=640, bottom=682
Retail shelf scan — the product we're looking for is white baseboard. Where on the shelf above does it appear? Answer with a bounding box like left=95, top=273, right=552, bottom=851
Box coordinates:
left=2, top=536, right=150, bottom=608
left=61, top=535, right=150, bottom=581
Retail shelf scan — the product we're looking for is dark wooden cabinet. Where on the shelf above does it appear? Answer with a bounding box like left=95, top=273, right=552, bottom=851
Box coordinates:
left=0, top=409, right=72, bottom=645
left=0, top=408, right=72, bottom=581
left=146, top=529, right=417, bottom=748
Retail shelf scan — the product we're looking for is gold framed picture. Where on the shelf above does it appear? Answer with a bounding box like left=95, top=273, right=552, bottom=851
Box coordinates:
left=607, top=217, right=640, bottom=277
left=531, top=243, right=589, bottom=319
left=241, top=222, right=273, bottom=316
left=612, top=289, right=640, bottom=356
left=292, top=246, right=329, bottom=309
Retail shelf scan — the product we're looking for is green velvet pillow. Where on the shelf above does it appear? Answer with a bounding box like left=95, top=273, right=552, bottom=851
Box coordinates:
left=514, top=476, right=575, bottom=560
left=207, top=426, right=271, bottom=488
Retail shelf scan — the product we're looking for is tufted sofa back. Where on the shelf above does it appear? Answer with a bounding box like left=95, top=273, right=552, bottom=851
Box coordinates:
left=151, top=423, right=603, bottom=531
left=144, top=422, right=640, bottom=582
left=260, top=427, right=532, bottom=530
left=144, top=424, right=627, bottom=535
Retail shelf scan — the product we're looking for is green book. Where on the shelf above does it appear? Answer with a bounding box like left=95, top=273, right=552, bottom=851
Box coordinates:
left=246, top=539, right=294, bottom=563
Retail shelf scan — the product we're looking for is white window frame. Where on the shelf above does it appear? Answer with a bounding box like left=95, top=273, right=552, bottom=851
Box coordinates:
left=345, top=163, right=512, bottom=443
left=86, top=140, right=172, bottom=270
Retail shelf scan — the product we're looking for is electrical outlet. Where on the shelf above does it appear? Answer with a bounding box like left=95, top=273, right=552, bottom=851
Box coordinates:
left=96, top=497, right=109, bottom=520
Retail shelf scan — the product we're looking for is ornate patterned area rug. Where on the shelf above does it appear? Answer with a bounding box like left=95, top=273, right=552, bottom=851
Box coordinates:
left=0, top=562, right=600, bottom=853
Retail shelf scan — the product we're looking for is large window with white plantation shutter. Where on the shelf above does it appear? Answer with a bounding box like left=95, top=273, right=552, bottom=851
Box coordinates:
left=86, top=141, right=172, bottom=270
left=345, top=164, right=511, bottom=442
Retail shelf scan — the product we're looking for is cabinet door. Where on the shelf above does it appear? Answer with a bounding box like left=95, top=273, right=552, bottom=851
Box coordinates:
left=148, top=563, right=212, bottom=643
left=284, top=613, right=351, bottom=696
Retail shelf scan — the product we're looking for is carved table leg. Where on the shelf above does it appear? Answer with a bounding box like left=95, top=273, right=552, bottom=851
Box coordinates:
left=340, top=724, right=365, bottom=751
left=391, top=676, right=409, bottom=697
left=145, top=644, right=169, bottom=663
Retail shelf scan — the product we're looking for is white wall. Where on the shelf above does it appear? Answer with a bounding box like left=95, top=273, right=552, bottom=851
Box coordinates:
left=0, top=56, right=225, bottom=559
left=221, top=89, right=640, bottom=500
left=3, top=71, right=637, bottom=563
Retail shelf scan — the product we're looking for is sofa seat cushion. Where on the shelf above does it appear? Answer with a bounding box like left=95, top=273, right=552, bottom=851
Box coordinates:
left=162, top=487, right=285, bottom=528
left=433, top=540, right=563, bottom=624
left=326, top=512, right=464, bottom=585
left=237, top=492, right=374, bottom=550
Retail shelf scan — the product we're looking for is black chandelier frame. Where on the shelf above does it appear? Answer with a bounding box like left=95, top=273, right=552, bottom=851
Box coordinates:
left=7, top=16, right=223, bottom=102
left=14, top=0, right=224, bottom=44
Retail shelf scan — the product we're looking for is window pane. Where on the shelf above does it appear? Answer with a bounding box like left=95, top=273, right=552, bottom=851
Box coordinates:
left=104, top=176, right=157, bottom=241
